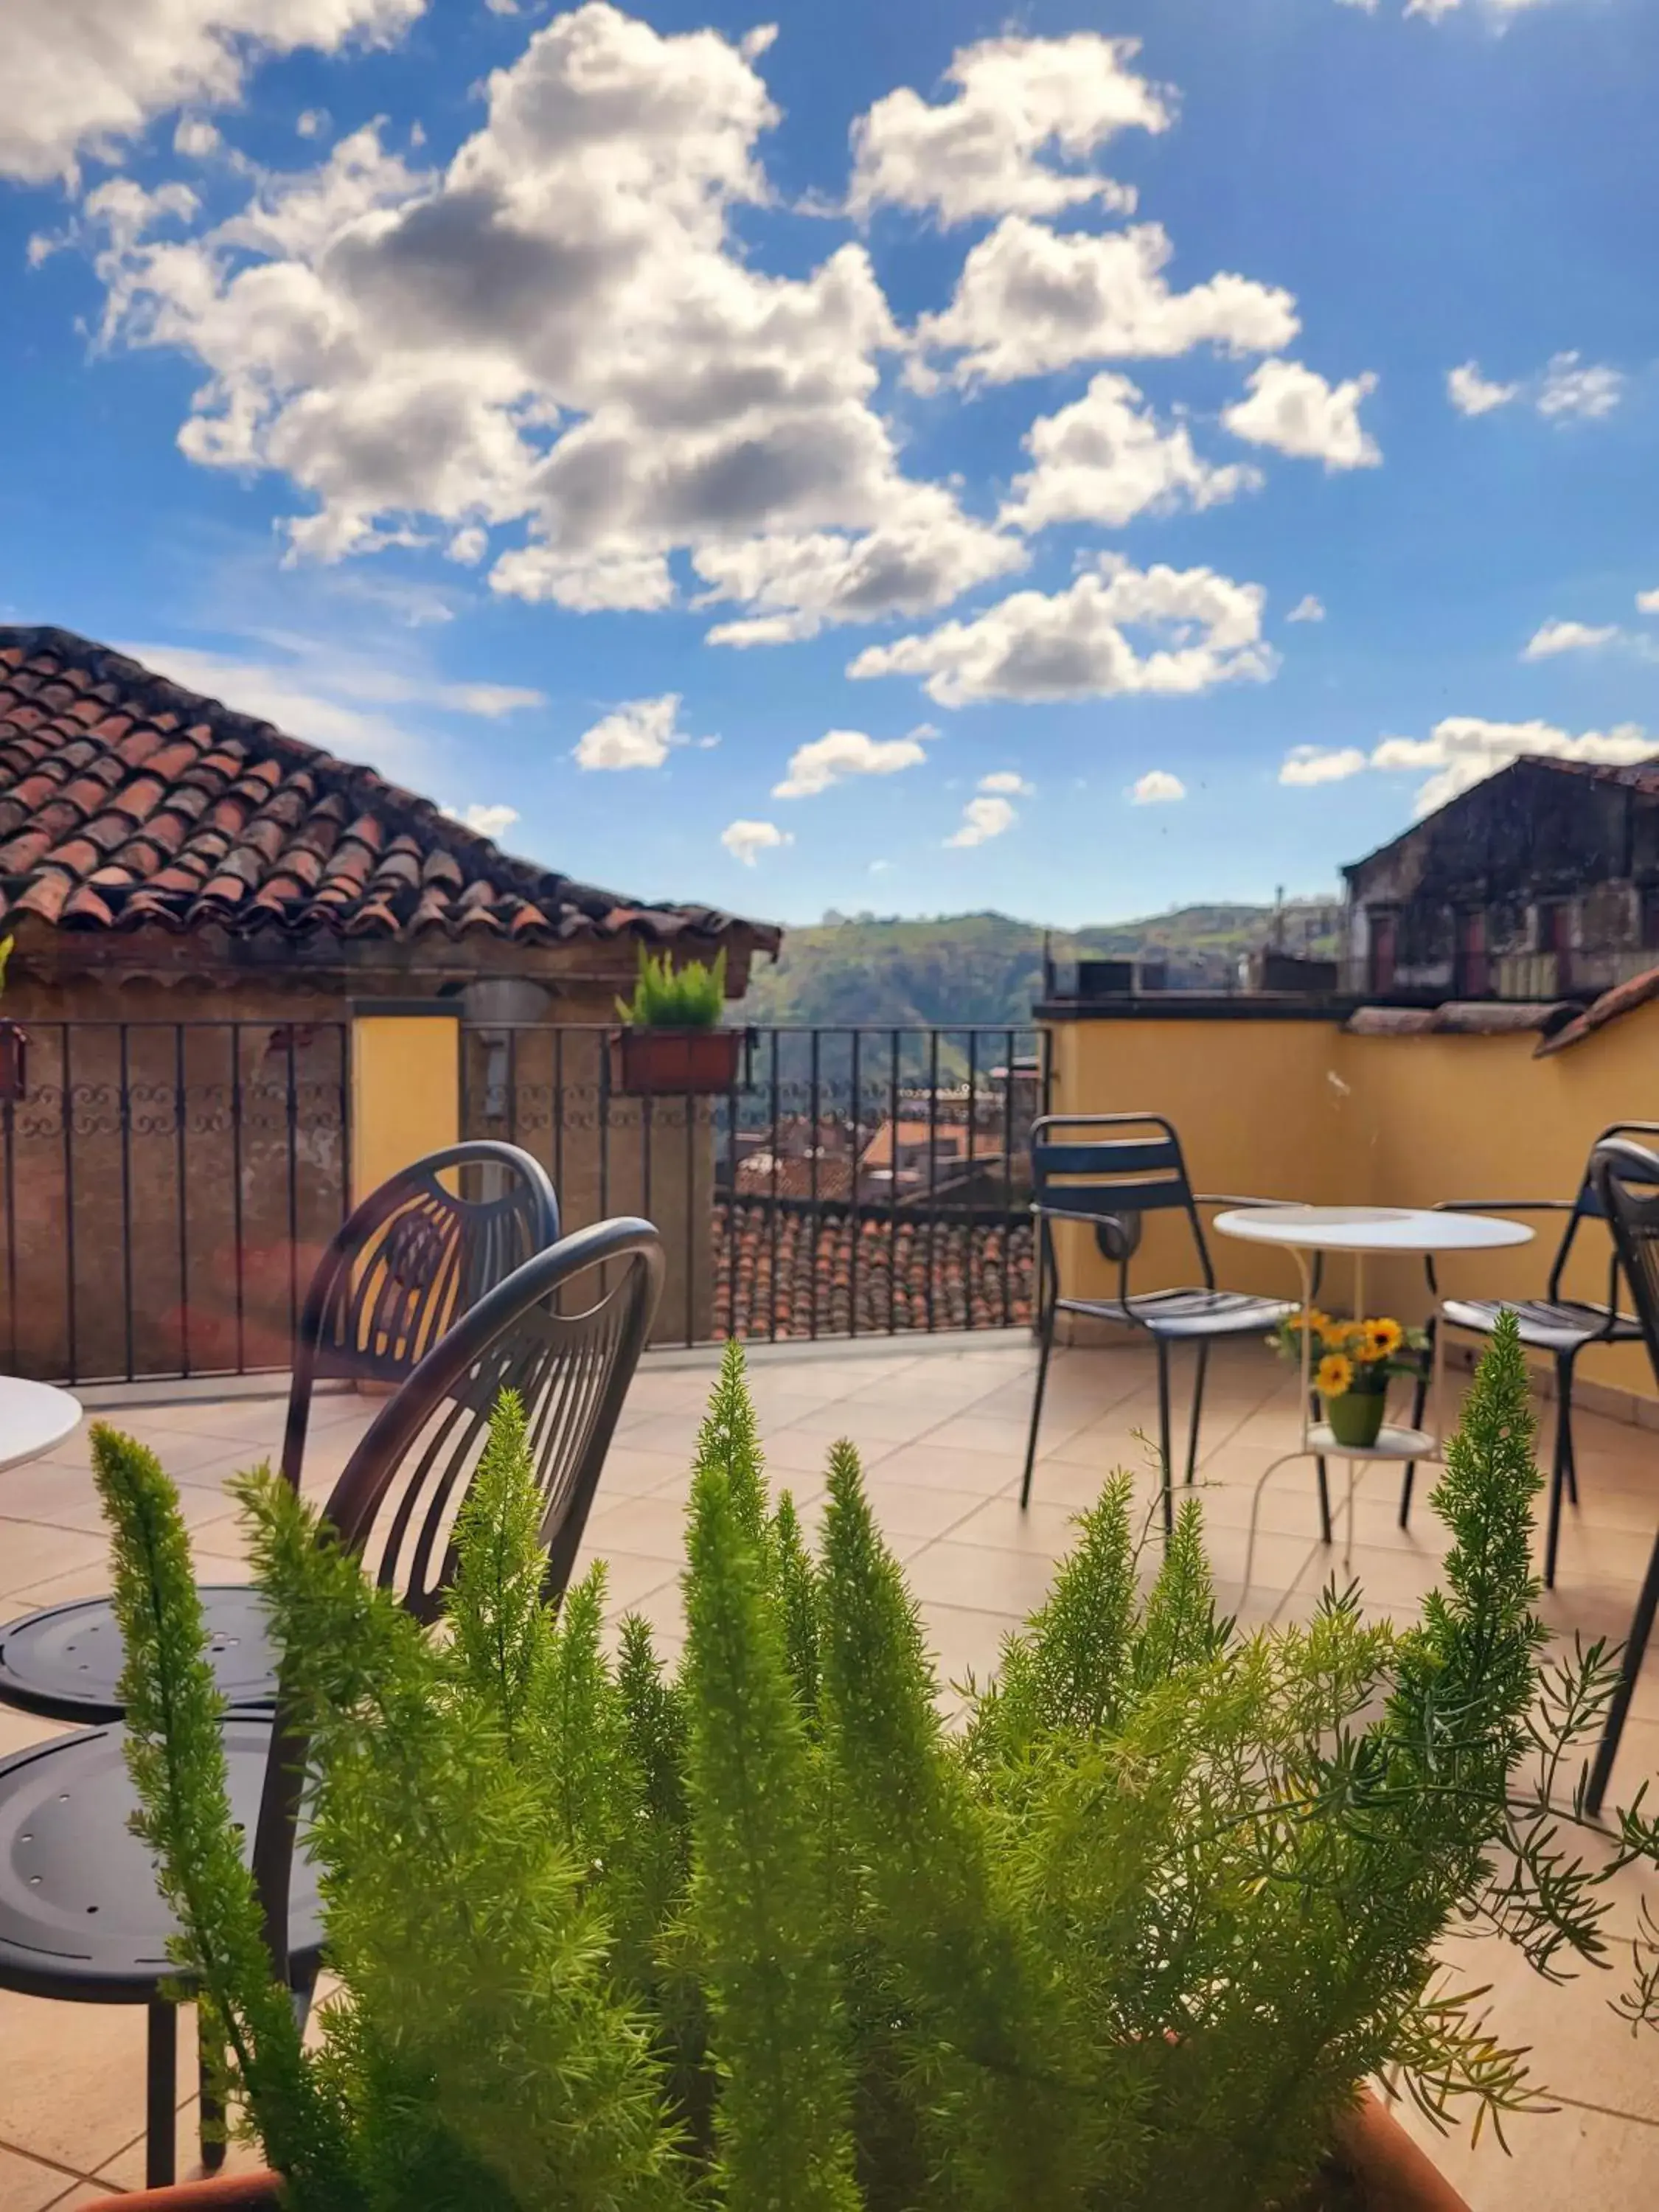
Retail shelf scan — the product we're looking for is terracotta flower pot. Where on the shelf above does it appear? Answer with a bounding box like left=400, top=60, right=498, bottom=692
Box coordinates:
left=609, top=1025, right=742, bottom=1097
left=80, top=2093, right=1470, bottom=2212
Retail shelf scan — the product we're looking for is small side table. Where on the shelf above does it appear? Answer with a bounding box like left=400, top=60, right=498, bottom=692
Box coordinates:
left=1213, top=1206, right=1533, bottom=1574
left=0, top=1377, right=83, bottom=1475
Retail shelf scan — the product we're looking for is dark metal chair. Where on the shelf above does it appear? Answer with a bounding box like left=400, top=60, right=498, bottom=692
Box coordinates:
left=1579, top=1141, right=1659, bottom=1817
left=0, top=1213, right=662, bottom=2189
left=1022, top=1113, right=1299, bottom=1531
left=0, top=1140, right=559, bottom=1722
left=1398, top=1121, right=1659, bottom=1588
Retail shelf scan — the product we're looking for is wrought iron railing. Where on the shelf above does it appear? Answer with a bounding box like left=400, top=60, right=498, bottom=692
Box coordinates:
left=459, top=1023, right=1045, bottom=1347
left=0, top=1020, right=349, bottom=1385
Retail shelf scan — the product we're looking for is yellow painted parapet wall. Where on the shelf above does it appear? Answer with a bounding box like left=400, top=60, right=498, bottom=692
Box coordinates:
left=350, top=1002, right=461, bottom=1207
left=1043, top=1002, right=1659, bottom=1405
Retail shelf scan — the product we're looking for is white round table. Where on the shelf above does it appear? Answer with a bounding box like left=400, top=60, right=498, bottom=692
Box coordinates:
left=1213, top=1204, right=1533, bottom=1571
left=0, top=1377, right=83, bottom=1475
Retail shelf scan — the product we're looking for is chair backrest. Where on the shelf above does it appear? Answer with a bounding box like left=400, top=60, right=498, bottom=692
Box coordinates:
left=279, top=1141, right=560, bottom=1489
left=1028, top=1111, right=1211, bottom=1291
left=1548, top=1121, right=1659, bottom=1306
left=1590, top=1140, right=1659, bottom=1368
left=253, top=1214, right=664, bottom=1971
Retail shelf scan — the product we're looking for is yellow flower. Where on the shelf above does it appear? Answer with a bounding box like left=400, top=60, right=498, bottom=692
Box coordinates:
left=1364, top=1318, right=1405, bottom=1359
left=1319, top=1318, right=1357, bottom=1351
left=1315, top=1352, right=1354, bottom=1398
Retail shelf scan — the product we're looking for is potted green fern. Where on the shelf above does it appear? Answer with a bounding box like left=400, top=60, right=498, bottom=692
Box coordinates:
left=87, top=1316, right=1653, bottom=2211
left=610, top=942, right=740, bottom=1096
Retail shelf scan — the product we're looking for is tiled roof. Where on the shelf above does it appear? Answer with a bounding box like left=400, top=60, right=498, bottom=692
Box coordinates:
left=0, top=627, right=778, bottom=952
left=714, top=1199, right=1032, bottom=1338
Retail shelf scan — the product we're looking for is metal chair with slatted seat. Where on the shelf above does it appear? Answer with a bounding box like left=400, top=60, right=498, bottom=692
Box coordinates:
left=0, top=1139, right=559, bottom=1723
left=1579, top=1140, right=1659, bottom=1816
left=1021, top=1113, right=1300, bottom=1531
left=1397, top=1121, right=1659, bottom=1588
left=0, top=1214, right=664, bottom=2189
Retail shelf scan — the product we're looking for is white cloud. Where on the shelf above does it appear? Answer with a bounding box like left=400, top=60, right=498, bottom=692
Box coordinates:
left=847, top=32, right=1169, bottom=226
left=1537, top=351, right=1624, bottom=420
left=442, top=681, right=544, bottom=716
left=1287, top=594, right=1326, bottom=623
left=80, top=7, right=1008, bottom=646
left=1281, top=716, right=1653, bottom=813
left=122, top=639, right=426, bottom=773
left=173, top=117, right=223, bottom=159
left=1447, top=360, right=1517, bottom=417
left=1130, top=770, right=1186, bottom=804
left=1279, top=745, right=1368, bottom=786
left=1522, top=618, right=1618, bottom=660
left=721, top=818, right=792, bottom=865
left=445, top=526, right=489, bottom=566
left=911, top=215, right=1298, bottom=388
left=296, top=108, right=328, bottom=139
left=772, top=728, right=931, bottom=799
left=1638, top=589, right=1659, bottom=615
left=1222, top=359, right=1380, bottom=470
left=694, top=496, right=1024, bottom=647
left=0, top=0, right=424, bottom=184
left=574, top=692, right=691, bottom=771
left=849, top=555, right=1274, bottom=709
left=977, top=770, right=1032, bottom=796
left=999, top=372, right=1259, bottom=534
left=945, top=795, right=1018, bottom=847
left=443, top=801, right=520, bottom=841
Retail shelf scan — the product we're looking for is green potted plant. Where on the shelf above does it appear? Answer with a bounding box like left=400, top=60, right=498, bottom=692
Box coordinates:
left=610, top=942, right=741, bottom=1096
left=1274, top=1306, right=1427, bottom=1449
left=86, top=1315, right=1655, bottom=2211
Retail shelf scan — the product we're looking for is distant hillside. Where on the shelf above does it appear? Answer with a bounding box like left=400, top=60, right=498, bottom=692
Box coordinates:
left=739, top=904, right=1342, bottom=1032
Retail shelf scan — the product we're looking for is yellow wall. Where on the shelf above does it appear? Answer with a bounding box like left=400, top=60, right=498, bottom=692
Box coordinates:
left=351, top=1009, right=460, bottom=1205
left=1045, top=1002, right=1659, bottom=1399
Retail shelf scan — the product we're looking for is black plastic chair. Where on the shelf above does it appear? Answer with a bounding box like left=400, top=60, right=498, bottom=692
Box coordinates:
left=1579, top=1141, right=1659, bottom=1816
left=0, top=1213, right=662, bottom=2190
left=0, top=1140, right=559, bottom=1722
left=1398, top=1121, right=1659, bottom=1588
left=1022, top=1113, right=1299, bottom=1531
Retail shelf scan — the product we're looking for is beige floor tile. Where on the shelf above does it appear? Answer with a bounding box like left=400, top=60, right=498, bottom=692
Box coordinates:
left=0, top=2146, right=98, bottom=2212
left=921, top=1413, right=1062, bottom=1461
left=580, top=1492, right=693, bottom=1565
left=751, top=1425, right=848, bottom=1480
left=589, top=1444, right=697, bottom=1498
left=605, top=1573, right=685, bottom=1655
left=917, top=1599, right=1023, bottom=1695
left=791, top=1480, right=980, bottom=1548
left=0, top=1992, right=190, bottom=2177
left=574, top=1550, right=678, bottom=1614
left=782, top=1397, right=956, bottom=1447
left=0, top=1523, right=111, bottom=1607
left=863, top=1441, right=1020, bottom=1496
left=902, top=1538, right=1061, bottom=1621
left=1395, top=2091, right=1659, bottom=2209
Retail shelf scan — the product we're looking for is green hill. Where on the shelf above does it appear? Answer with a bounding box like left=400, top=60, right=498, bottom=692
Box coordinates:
left=738, top=903, right=1341, bottom=1033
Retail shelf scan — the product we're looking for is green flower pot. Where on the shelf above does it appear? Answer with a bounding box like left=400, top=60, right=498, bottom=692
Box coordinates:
left=1323, top=1384, right=1388, bottom=1450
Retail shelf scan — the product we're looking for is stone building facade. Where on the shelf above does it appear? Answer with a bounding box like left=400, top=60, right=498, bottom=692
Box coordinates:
left=1343, top=755, right=1659, bottom=1002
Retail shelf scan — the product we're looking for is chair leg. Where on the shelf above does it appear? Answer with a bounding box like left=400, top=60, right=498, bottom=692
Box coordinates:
left=1156, top=1338, right=1173, bottom=1537
left=1587, top=1524, right=1659, bottom=1818
left=145, top=1997, right=178, bottom=2190
left=1399, top=1333, right=1433, bottom=1531
left=1315, top=1455, right=1332, bottom=1547
left=1560, top=1354, right=1580, bottom=1506
left=1020, top=1263, right=1056, bottom=1511
left=1184, top=1341, right=1209, bottom=1486
left=200, top=2023, right=226, bottom=2173
left=1544, top=1359, right=1573, bottom=1590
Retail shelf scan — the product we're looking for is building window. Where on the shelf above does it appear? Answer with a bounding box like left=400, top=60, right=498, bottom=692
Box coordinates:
left=1641, top=886, right=1659, bottom=951
left=1537, top=901, right=1570, bottom=954
left=1455, top=911, right=1489, bottom=998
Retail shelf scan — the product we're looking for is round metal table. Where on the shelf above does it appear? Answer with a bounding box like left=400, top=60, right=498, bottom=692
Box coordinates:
left=0, top=1376, right=82, bottom=1475
left=1213, top=1206, right=1534, bottom=1574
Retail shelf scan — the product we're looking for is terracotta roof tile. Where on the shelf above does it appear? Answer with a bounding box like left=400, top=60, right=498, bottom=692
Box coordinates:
left=0, top=627, right=779, bottom=956
left=713, top=1200, right=1033, bottom=1338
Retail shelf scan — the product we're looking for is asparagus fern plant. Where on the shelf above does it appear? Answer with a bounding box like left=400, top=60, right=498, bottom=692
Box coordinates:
left=93, top=1312, right=1653, bottom=2211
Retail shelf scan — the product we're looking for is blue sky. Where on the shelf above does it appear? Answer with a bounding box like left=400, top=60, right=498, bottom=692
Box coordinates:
left=2, top=0, right=1655, bottom=928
